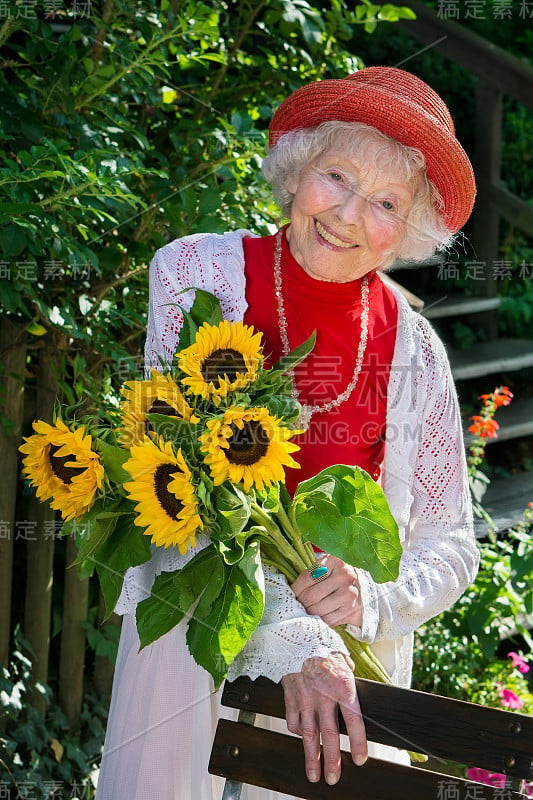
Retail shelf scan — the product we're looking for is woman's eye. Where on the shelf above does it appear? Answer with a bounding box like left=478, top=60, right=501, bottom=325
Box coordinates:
left=381, top=200, right=395, bottom=211
left=329, top=172, right=343, bottom=182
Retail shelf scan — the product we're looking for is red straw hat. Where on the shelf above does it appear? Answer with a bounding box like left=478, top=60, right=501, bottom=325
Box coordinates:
left=269, top=66, right=476, bottom=234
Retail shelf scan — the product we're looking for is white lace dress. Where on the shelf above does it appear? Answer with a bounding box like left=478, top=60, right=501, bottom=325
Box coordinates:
left=95, top=231, right=480, bottom=800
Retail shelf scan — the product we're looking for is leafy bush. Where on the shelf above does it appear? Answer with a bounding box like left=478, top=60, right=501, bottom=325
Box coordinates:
left=1, top=633, right=107, bottom=798
left=413, top=513, right=533, bottom=701
left=413, top=387, right=533, bottom=713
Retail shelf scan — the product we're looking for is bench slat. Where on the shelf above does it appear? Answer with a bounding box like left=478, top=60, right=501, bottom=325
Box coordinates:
left=222, top=677, right=533, bottom=780
left=210, top=719, right=526, bottom=800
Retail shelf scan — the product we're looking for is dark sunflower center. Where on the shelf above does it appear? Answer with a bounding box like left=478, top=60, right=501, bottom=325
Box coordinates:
left=201, top=348, right=246, bottom=385
left=145, top=399, right=178, bottom=435
left=226, top=421, right=269, bottom=466
left=154, top=463, right=184, bottom=520
left=48, top=444, right=86, bottom=485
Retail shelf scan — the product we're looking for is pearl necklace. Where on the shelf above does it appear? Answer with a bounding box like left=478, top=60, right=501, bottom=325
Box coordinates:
left=274, top=229, right=370, bottom=429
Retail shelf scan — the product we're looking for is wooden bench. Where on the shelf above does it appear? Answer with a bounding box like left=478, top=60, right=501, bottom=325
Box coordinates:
left=209, top=675, right=533, bottom=799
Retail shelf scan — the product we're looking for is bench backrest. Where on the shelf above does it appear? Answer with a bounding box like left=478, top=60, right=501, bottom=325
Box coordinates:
left=208, top=675, right=533, bottom=799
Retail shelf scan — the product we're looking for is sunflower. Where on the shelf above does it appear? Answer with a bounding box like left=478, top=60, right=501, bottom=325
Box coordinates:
left=19, top=418, right=104, bottom=521
left=118, top=369, right=198, bottom=447
left=123, top=436, right=203, bottom=553
left=199, top=407, right=301, bottom=492
left=177, top=320, right=263, bottom=405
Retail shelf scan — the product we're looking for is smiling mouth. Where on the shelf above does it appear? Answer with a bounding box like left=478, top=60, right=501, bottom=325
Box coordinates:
left=315, top=220, right=358, bottom=249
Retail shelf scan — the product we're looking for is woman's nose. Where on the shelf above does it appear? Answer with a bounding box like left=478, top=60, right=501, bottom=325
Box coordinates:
left=338, top=189, right=366, bottom=224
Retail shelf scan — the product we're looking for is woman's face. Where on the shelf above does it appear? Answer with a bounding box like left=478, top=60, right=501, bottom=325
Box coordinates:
left=286, top=140, right=415, bottom=282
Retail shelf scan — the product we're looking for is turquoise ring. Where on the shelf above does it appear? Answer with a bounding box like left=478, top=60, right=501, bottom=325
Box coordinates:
left=309, top=562, right=328, bottom=583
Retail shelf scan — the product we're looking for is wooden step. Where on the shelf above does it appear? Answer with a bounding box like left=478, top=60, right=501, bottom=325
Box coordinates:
left=449, top=338, right=533, bottom=380
left=474, top=471, right=533, bottom=536
left=423, top=295, right=500, bottom=320
left=464, top=397, right=533, bottom=445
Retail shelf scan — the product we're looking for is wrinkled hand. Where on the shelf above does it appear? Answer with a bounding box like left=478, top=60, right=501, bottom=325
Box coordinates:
left=281, top=653, right=367, bottom=784
left=292, top=554, right=363, bottom=628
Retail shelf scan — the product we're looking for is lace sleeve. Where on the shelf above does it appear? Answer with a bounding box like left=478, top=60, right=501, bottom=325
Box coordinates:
left=347, top=320, right=480, bottom=644
left=228, top=566, right=349, bottom=683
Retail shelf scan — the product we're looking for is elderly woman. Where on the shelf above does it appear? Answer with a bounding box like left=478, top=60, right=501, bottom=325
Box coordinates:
left=96, top=67, right=479, bottom=800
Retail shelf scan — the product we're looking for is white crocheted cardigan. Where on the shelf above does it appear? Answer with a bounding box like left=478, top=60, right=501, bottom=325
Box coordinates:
left=116, top=230, right=480, bottom=688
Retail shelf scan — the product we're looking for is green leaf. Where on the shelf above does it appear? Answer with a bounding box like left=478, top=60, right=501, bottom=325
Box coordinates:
left=145, top=413, right=198, bottom=453
left=213, top=482, right=252, bottom=539
left=293, top=465, right=401, bottom=583
left=0, top=225, right=27, bottom=258
left=262, top=394, right=302, bottom=425
left=72, top=510, right=117, bottom=568
left=196, top=52, right=227, bottom=65
left=97, top=566, right=125, bottom=618
left=96, top=515, right=152, bottom=573
left=0, top=279, right=22, bottom=313
left=172, top=288, right=224, bottom=354
left=186, top=542, right=264, bottom=688
left=188, top=288, right=224, bottom=329
left=97, top=439, right=131, bottom=484
left=81, top=620, right=121, bottom=662
left=26, top=322, right=48, bottom=337
left=175, top=307, right=198, bottom=352
left=259, top=482, right=280, bottom=515
left=136, top=545, right=222, bottom=648
left=0, top=202, right=42, bottom=216
left=271, top=330, right=316, bottom=374
left=198, top=189, right=221, bottom=215
left=95, top=515, right=153, bottom=619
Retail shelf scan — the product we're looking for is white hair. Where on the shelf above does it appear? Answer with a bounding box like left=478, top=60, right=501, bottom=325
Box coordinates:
left=262, top=121, right=454, bottom=265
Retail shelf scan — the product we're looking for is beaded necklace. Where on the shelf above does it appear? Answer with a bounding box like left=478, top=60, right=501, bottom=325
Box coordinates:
left=273, top=228, right=369, bottom=429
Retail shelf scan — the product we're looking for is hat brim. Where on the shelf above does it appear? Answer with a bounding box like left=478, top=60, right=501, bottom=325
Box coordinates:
left=269, top=79, right=476, bottom=234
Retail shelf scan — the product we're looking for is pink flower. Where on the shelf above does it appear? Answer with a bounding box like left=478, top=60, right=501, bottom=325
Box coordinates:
left=499, top=688, right=523, bottom=709
left=468, top=767, right=492, bottom=784
left=508, top=651, right=530, bottom=673
left=467, top=768, right=533, bottom=795
left=467, top=768, right=507, bottom=788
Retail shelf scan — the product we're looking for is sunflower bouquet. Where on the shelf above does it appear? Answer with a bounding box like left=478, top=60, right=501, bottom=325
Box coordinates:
left=20, top=289, right=403, bottom=695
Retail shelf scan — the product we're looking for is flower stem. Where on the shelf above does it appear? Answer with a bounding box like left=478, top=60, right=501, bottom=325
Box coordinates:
left=261, top=545, right=298, bottom=583
left=275, top=502, right=315, bottom=568
left=251, top=504, right=306, bottom=576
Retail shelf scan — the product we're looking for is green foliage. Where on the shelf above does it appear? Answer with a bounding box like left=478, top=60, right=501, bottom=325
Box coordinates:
left=0, top=633, right=107, bottom=798
left=413, top=497, right=533, bottom=707
left=413, top=384, right=533, bottom=711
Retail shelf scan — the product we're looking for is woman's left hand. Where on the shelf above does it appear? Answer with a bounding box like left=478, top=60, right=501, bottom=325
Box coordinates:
left=291, top=554, right=363, bottom=628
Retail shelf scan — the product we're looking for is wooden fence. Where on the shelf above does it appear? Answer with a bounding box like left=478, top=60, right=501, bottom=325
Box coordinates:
left=0, top=323, right=119, bottom=724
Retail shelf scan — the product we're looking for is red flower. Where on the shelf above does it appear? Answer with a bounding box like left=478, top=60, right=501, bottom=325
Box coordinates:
left=468, top=416, right=499, bottom=439
left=479, top=386, right=513, bottom=407
left=493, top=386, right=513, bottom=407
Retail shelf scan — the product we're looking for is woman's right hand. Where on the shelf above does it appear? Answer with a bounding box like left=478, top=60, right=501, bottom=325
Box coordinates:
left=281, top=652, right=367, bottom=785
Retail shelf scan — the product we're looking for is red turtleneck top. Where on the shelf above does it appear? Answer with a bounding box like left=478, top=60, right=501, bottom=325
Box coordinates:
left=242, top=229, right=398, bottom=495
